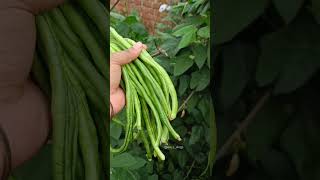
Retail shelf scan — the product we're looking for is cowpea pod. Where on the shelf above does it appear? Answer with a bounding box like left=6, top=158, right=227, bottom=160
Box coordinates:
left=110, top=27, right=178, bottom=119
left=141, top=99, right=166, bottom=160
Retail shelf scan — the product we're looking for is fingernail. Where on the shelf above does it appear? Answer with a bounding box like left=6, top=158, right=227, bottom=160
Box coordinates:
left=133, top=42, right=143, bottom=50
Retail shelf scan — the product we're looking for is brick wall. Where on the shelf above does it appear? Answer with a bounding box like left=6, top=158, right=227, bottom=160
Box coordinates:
left=110, top=0, right=173, bottom=33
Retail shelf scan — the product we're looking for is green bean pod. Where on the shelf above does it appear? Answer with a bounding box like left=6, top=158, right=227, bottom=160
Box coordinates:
left=141, top=100, right=165, bottom=160
left=110, top=27, right=178, bottom=119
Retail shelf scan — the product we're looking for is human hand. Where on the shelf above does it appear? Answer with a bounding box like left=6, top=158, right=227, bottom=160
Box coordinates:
left=0, top=0, right=64, bottom=173
left=110, top=42, right=146, bottom=117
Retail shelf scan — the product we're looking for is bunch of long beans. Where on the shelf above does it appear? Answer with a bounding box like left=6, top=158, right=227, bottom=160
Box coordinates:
left=110, top=27, right=181, bottom=161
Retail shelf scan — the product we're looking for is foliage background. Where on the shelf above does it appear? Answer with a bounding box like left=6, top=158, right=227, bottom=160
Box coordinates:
left=9, top=0, right=320, bottom=179
left=213, top=0, right=320, bottom=179
left=110, top=0, right=214, bottom=179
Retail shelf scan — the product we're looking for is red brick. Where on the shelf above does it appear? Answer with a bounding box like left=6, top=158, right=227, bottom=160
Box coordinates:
left=143, top=1, right=153, bottom=8
left=144, top=13, right=155, bottom=20
left=134, top=0, right=141, bottom=6
left=153, top=2, right=161, bottom=9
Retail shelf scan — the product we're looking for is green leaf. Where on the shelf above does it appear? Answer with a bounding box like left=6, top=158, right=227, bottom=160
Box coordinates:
left=176, top=151, right=188, bottom=168
left=148, top=174, right=158, bottom=180
left=111, top=168, right=140, bottom=180
left=128, top=156, right=147, bottom=170
left=190, top=108, right=203, bottom=122
left=177, top=29, right=197, bottom=50
left=214, top=0, right=268, bottom=44
left=281, top=118, right=308, bottom=179
left=110, top=12, right=125, bottom=23
left=178, top=75, right=190, bottom=96
left=189, top=126, right=202, bottom=145
left=194, top=152, right=207, bottom=163
left=131, top=23, right=147, bottom=36
left=183, top=15, right=207, bottom=27
left=246, top=100, right=289, bottom=161
left=110, top=122, right=122, bottom=140
left=123, top=16, right=139, bottom=24
left=280, top=106, right=320, bottom=180
left=111, top=153, right=137, bottom=168
left=159, top=37, right=180, bottom=57
left=207, top=97, right=217, bottom=175
left=197, top=26, right=210, bottom=38
left=186, top=94, right=200, bottom=113
left=219, top=42, right=257, bottom=109
left=175, top=126, right=188, bottom=137
left=190, top=67, right=210, bottom=91
left=273, top=0, right=304, bottom=23
left=274, top=57, right=320, bottom=94
left=197, top=96, right=210, bottom=120
left=173, top=170, right=183, bottom=180
left=256, top=31, right=289, bottom=86
left=192, top=44, right=207, bottom=69
left=257, top=16, right=320, bottom=89
left=260, top=149, right=299, bottom=180
left=173, top=24, right=197, bottom=37
left=174, top=55, right=194, bottom=76
left=155, top=56, right=174, bottom=74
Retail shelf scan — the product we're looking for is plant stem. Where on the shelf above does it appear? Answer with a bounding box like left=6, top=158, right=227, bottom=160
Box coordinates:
left=178, top=90, right=196, bottom=112
left=216, top=91, right=271, bottom=160
left=111, top=117, right=125, bottom=127
left=110, top=0, right=120, bottom=11
left=183, top=160, right=196, bottom=180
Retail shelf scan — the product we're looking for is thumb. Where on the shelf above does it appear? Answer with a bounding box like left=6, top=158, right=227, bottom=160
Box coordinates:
left=111, top=42, right=145, bottom=65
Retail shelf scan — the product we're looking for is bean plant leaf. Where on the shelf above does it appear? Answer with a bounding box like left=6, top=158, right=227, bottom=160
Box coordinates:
left=123, top=15, right=139, bottom=24
left=255, top=30, right=289, bottom=86
left=183, top=15, right=207, bottom=27
left=148, top=175, right=158, bottom=180
left=189, top=126, right=202, bottom=145
left=128, top=156, right=147, bottom=170
left=214, top=0, right=268, bottom=44
left=192, top=44, right=207, bottom=69
left=219, top=42, right=257, bottom=109
left=273, top=0, right=304, bottom=23
left=177, top=29, right=197, bottom=50
left=111, top=153, right=138, bottom=168
left=111, top=168, right=140, bottom=180
left=178, top=75, right=190, bottom=96
left=186, top=94, right=200, bottom=113
left=176, top=151, right=188, bottom=168
left=110, top=122, right=122, bottom=140
left=197, top=26, right=210, bottom=38
left=155, top=56, right=174, bottom=74
left=280, top=104, right=320, bottom=180
left=274, top=57, right=320, bottom=94
left=197, top=96, right=210, bottom=120
left=245, top=100, right=289, bottom=161
left=260, top=149, right=299, bottom=180
left=157, top=31, right=179, bottom=57
left=174, top=55, right=194, bottom=76
left=280, top=118, right=309, bottom=179
left=173, top=24, right=197, bottom=37
left=190, top=67, right=210, bottom=91
left=257, top=14, right=320, bottom=93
